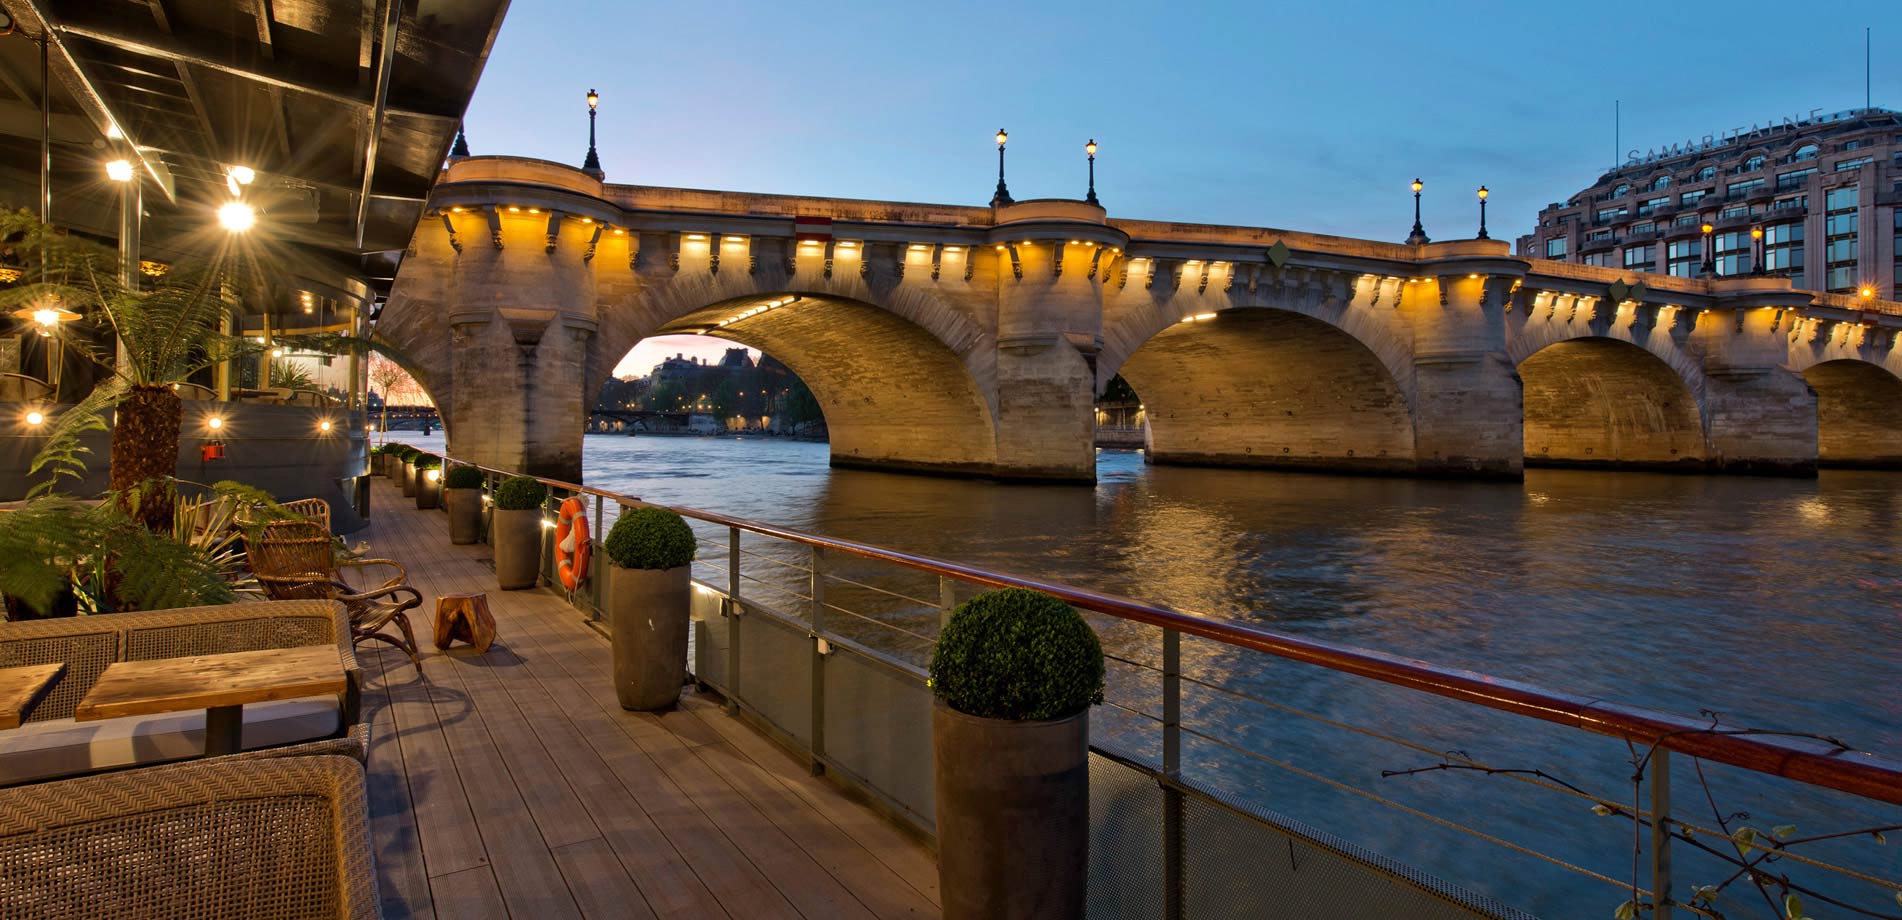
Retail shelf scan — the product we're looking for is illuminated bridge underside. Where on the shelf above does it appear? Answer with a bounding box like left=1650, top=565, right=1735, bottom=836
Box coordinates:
left=659, top=297, right=1000, bottom=476
left=1120, top=311, right=1416, bottom=472
left=1520, top=339, right=1707, bottom=469
left=1802, top=360, right=1902, bottom=468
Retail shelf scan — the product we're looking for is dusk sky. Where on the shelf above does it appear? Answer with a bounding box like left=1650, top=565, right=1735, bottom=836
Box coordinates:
left=457, top=1, right=1898, bottom=377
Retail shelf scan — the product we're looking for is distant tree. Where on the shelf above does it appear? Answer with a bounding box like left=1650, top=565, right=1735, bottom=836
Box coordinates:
left=1098, top=374, right=1139, bottom=404
left=709, top=378, right=740, bottom=418
left=783, top=378, right=823, bottom=426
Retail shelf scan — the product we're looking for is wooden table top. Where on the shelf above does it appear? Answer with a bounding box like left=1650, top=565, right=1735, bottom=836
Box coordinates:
left=0, top=663, right=65, bottom=729
left=74, top=646, right=346, bottom=722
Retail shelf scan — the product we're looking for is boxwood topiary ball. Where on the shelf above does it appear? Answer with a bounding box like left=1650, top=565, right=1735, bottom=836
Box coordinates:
left=603, top=505, right=697, bottom=570
left=414, top=454, right=441, bottom=470
left=443, top=465, right=484, bottom=490
left=494, top=475, right=547, bottom=511
left=929, top=587, right=1105, bottom=721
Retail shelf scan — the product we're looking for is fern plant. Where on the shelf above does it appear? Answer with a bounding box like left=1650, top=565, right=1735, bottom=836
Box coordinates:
left=0, top=496, right=236, bottom=617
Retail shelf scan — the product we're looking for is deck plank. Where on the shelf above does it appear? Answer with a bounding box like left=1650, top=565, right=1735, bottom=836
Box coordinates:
left=358, top=477, right=940, bottom=919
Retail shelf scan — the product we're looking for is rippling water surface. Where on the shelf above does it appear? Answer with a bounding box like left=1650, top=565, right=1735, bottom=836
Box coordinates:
left=399, top=433, right=1902, bottom=918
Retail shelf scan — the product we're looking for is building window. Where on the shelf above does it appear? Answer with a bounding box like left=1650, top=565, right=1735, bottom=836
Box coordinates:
left=1834, top=156, right=1873, bottom=172
left=1824, top=185, right=1858, bottom=292
left=1726, top=178, right=1765, bottom=199
left=1680, top=189, right=1708, bottom=207
left=1792, top=144, right=1820, bottom=161
left=1667, top=239, right=1702, bottom=277
left=1776, top=168, right=1816, bottom=190
left=1595, top=206, right=1628, bottom=223
left=1720, top=204, right=1752, bottom=220
left=1841, top=139, right=1866, bottom=151
left=1650, top=175, right=1671, bottom=191
left=1638, top=196, right=1669, bottom=216
left=1545, top=237, right=1567, bottom=258
left=1587, top=229, right=1614, bottom=242
left=1741, top=155, right=1766, bottom=172
left=1762, top=221, right=1804, bottom=287
left=1771, top=195, right=1807, bottom=212
left=1611, top=183, right=1630, bottom=198
left=1582, top=251, right=1615, bottom=267
left=1623, top=244, right=1656, bottom=272
left=1630, top=221, right=1655, bottom=236
left=1714, top=231, right=1752, bottom=276
left=1696, top=166, right=1717, bottom=180
left=1673, top=213, right=1701, bottom=228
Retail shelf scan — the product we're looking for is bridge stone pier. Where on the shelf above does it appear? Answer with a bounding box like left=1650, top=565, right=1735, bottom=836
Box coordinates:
left=380, top=157, right=1902, bottom=483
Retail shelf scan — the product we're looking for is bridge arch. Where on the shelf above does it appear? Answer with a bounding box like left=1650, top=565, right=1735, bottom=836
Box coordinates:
left=1514, top=336, right=1707, bottom=469
left=1792, top=358, right=1902, bottom=468
left=1102, top=305, right=1418, bottom=472
left=622, top=291, right=1002, bottom=475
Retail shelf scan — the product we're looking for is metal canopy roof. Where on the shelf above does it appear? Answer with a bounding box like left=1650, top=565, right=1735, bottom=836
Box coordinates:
left=0, top=0, right=508, bottom=294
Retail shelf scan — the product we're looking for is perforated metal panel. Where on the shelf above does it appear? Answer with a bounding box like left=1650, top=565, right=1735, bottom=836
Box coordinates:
left=1088, top=753, right=1167, bottom=919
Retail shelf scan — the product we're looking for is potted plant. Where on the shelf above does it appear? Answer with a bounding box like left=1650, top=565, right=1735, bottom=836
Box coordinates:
left=398, top=446, right=419, bottom=498
left=413, top=455, right=442, bottom=510
left=928, top=587, right=1104, bottom=920
left=491, top=475, right=547, bottom=590
left=367, top=444, right=385, bottom=477
left=601, top=505, right=697, bottom=710
left=443, top=465, right=485, bottom=544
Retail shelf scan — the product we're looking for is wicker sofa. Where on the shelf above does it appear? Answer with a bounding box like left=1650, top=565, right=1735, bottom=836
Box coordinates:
left=0, top=753, right=380, bottom=918
left=0, top=601, right=365, bottom=786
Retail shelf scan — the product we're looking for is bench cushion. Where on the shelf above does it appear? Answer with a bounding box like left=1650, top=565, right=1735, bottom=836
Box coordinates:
left=0, top=697, right=341, bottom=786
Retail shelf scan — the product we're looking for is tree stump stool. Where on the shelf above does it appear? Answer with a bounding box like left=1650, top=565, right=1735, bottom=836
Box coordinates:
left=433, top=593, right=496, bottom=653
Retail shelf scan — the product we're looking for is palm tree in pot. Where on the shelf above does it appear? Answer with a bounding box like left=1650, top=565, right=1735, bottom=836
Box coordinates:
left=491, top=476, right=546, bottom=589
left=929, top=587, right=1104, bottom=920
left=442, top=464, right=485, bottom=544
left=601, top=505, right=697, bottom=710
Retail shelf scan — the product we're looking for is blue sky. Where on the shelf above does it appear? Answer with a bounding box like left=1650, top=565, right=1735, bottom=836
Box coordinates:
left=461, top=1, right=1898, bottom=376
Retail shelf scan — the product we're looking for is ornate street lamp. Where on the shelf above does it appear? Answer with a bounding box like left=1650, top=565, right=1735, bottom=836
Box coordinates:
left=1405, top=178, right=1429, bottom=245
left=1084, top=139, right=1099, bottom=206
left=1476, top=186, right=1490, bottom=240
left=1699, top=220, right=1715, bottom=276
left=991, top=129, right=1013, bottom=207
left=582, top=89, right=603, bottom=179
left=1750, top=226, right=1764, bottom=276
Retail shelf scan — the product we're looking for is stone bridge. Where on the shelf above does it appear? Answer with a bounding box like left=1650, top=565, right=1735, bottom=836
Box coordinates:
left=380, top=156, right=1902, bottom=482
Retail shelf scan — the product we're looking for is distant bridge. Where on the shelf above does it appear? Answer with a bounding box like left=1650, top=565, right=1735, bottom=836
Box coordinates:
left=379, top=156, right=1902, bottom=482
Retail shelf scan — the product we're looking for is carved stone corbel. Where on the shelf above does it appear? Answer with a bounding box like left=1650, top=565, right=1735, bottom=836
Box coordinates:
left=963, top=247, right=976, bottom=282
left=1436, top=275, right=1454, bottom=307
left=581, top=225, right=603, bottom=263
left=709, top=236, right=722, bottom=275
left=1114, top=256, right=1129, bottom=289
left=823, top=240, right=835, bottom=279
left=1196, top=262, right=1211, bottom=295
left=1087, top=246, right=1104, bottom=282
left=668, top=232, right=682, bottom=272
left=1479, top=275, right=1515, bottom=315
left=439, top=213, right=461, bottom=255
left=485, top=209, right=503, bottom=249
left=1053, top=241, right=1066, bottom=278
left=626, top=231, right=640, bottom=271
left=931, top=243, right=944, bottom=281
left=543, top=213, right=563, bottom=254
left=1005, top=243, right=1023, bottom=281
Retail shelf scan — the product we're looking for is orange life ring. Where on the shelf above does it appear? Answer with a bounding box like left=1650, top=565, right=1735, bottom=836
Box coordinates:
left=555, top=497, right=591, bottom=592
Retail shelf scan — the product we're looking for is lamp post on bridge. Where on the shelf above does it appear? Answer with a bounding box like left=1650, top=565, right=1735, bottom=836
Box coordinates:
left=1405, top=178, right=1430, bottom=245
left=1700, top=220, right=1715, bottom=276
left=1475, top=186, right=1490, bottom=240
left=991, top=129, right=1013, bottom=207
left=582, top=89, right=603, bottom=179
left=1084, top=138, right=1099, bottom=206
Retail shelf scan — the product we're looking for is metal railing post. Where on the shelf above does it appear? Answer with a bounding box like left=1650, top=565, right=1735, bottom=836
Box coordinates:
left=938, top=575, right=956, bottom=630
left=589, top=493, right=605, bottom=621
left=1650, top=750, right=1673, bottom=920
left=1163, top=627, right=1184, bottom=920
left=726, top=525, right=741, bottom=715
left=809, top=545, right=827, bottom=776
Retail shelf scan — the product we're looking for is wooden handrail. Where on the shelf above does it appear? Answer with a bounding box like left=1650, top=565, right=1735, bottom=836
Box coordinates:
left=422, top=449, right=1902, bottom=805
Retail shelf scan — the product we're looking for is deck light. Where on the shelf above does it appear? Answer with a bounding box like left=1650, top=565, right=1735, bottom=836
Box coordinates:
left=319, top=420, right=333, bottom=433
left=207, top=416, right=224, bottom=430
left=229, top=165, right=255, bottom=186
left=424, top=468, right=440, bottom=483
left=217, top=201, right=256, bottom=232
left=24, top=410, right=43, bottom=426
left=105, top=159, right=133, bottom=182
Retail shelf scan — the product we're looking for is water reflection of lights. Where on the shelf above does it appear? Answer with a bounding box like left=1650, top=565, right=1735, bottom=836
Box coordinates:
left=1795, top=497, right=1829, bottom=524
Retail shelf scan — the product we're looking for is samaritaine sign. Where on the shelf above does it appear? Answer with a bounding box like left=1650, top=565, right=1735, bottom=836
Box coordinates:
left=1623, top=108, right=1865, bottom=167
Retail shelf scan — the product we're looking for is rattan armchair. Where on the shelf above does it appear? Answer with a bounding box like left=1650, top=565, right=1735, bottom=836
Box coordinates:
left=245, top=521, right=421, bottom=669
left=0, top=754, right=380, bottom=919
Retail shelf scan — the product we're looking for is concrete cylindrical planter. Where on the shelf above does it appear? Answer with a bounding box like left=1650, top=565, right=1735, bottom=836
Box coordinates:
left=492, top=508, right=542, bottom=589
left=607, top=564, right=690, bottom=710
left=445, top=488, right=483, bottom=544
left=933, top=701, right=1089, bottom=920
left=415, top=471, right=441, bottom=509
left=399, top=461, right=417, bottom=497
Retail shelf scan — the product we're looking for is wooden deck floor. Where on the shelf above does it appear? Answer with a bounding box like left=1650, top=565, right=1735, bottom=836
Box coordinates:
left=356, top=477, right=940, bottom=919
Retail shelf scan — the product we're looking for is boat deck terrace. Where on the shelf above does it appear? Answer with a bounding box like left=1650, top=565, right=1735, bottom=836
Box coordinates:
left=356, top=477, right=940, bottom=919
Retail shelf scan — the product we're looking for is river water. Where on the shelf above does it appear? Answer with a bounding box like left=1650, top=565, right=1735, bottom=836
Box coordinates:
left=395, top=432, right=1902, bottom=918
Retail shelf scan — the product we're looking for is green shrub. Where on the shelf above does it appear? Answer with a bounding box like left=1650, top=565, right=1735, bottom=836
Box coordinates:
left=603, top=506, right=697, bottom=570
left=413, top=454, right=441, bottom=470
left=928, top=588, right=1105, bottom=721
left=494, top=476, right=547, bottom=511
left=398, top=446, right=420, bottom=462
left=443, top=465, right=483, bottom=489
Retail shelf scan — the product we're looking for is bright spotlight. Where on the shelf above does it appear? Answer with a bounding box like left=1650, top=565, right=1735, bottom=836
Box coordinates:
left=105, top=159, right=134, bottom=182
left=319, top=420, right=333, bottom=433
left=217, top=201, right=256, bottom=232
left=229, top=165, right=256, bottom=185
left=24, top=411, right=44, bottom=426
left=206, top=416, right=224, bottom=430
